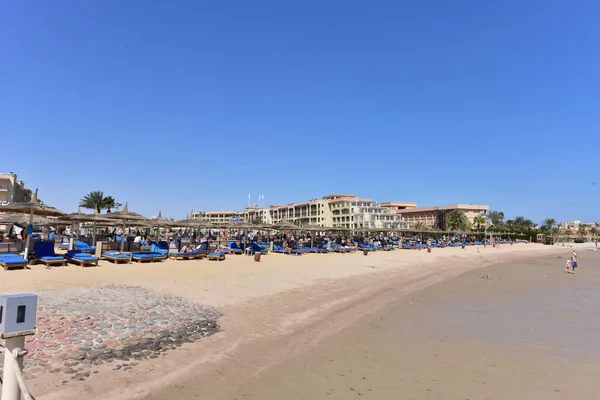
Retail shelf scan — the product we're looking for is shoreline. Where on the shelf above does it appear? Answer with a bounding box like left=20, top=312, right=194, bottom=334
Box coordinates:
left=18, top=244, right=576, bottom=399
left=216, top=246, right=600, bottom=399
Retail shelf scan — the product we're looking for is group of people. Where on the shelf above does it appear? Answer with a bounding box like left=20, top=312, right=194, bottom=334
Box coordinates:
left=564, top=250, right=578, bottom=274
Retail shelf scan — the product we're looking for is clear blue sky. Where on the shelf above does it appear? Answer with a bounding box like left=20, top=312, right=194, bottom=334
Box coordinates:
left=1, top=1, right=599, bottom=222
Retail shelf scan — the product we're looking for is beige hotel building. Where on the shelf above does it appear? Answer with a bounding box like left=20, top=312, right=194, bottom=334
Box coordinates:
left=192, top=194, right=488, bottom=231
left=191, top=193, right=489, bottom=229
left=0, top=173, right=32, bottom=206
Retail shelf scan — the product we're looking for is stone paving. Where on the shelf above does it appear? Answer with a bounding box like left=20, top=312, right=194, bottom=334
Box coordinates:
left=0, top=285, right=221, bottom=382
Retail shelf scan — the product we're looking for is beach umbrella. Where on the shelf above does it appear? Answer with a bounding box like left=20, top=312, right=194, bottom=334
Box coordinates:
left=149, top=210, right=181, bottom=238
left=0, top=213, right=57, bottom=226
left=0, top=189, right=66, bottom=258
left=271, top=221, right=302, bottom=231
left=100, top=202, right=148, bottom=251
left=66, top=208, right=115, bottom=245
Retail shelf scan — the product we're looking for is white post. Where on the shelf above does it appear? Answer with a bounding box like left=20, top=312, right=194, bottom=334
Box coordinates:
left=22, top=210, right=33, bottom=259
left=2, top=336, right=25, bottom=400
left=121, top=221, right=126, bottom=252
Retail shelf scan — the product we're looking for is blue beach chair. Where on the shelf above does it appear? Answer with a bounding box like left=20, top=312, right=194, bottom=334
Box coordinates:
left=34, top=241, right=67, bottom=267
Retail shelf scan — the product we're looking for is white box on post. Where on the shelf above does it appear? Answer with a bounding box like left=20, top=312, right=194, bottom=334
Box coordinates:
left=0, top=294, right=38, bottom=338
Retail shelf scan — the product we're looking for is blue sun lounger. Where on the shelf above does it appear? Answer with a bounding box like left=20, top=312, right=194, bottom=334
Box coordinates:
left=150, top=244, right=168, bottom=256
left=102, top=251, right=132, bottom=264
left=74, top=241, right=96, bottom=253
left=34, top=241, right=67, bottom=267
left=65, top=250, right=99, bottom=267
left=0, top=254, right=28, bottom=270
left=228, top=242, right=243, bottom=255
left=207, top=251, right=226, bottom=261
left=251, top=242, right=269, bottom=255
left=169, top=247, right=206, bottom=260
left=358, top=243, right=371, bottom=252
left=131, top=252, right=166, bottom=263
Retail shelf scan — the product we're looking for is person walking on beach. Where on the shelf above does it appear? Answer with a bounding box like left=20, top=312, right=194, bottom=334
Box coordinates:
left=571, top=251, right=578, bottom=273
left=565, top=259, right=572, bottom=274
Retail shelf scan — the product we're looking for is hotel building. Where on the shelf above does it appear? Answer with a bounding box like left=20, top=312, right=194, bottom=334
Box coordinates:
left=244, top=194, right=413, bottom=230
left=190, top=210, right=242, bottom=225
left=192, top=195, right=489, bottom=231
left=0, top=173, right=32, bottom=205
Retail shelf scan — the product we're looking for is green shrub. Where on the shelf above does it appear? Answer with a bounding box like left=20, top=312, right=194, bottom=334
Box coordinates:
left=574, top=238, right=585, bottom=243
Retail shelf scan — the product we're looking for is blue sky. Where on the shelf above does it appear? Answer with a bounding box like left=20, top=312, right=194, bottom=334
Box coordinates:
left=1, top=1, right=599, bottom=222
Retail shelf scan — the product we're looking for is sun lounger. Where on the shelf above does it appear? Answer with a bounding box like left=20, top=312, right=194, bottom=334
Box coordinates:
left=34, top=241, right=67, bottom=267
left=131, top=252, right=166, bottom=263
left=102, top=251, right=132, bottom=264
left=74, top=241, right=96, bottom=253
left=169, top=247, right=206, bottom=260
left=207, top=252, right=225, bottom=261
left=251, top=242, right=269, bottom=255
left=227, top=242, right=243, bottom=255
left=58, top=242, right=70, bottom=250
left=65, top=250, right=99, bottom=267
left=0, top=254, right=28, bottom=270
left=149, top=244, right=168, bottom=256
left=332, top=244, right=351, bottom=253
left=358, top=243, right=370, bottom=252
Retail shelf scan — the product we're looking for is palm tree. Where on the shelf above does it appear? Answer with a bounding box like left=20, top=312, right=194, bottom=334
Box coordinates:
left=445, top=210, right=472, bottom=232
left=542, top=218, right=557, bottom=242
left=472, top=214, right=486, bottom=231
left=79, top=191, right=121, bottom=213
left=487, top=210, right=504, bottom=232
left=513, top=216, right=534, bottom=233
left=102, top=196, right=122, bottom=213
left=79, top=191, right=106, bottom=213
left=413, top=222, right=428, bottom=231
left=579, top=224, right=588, bottom=238
left=505, top=219, right=515, bottom=232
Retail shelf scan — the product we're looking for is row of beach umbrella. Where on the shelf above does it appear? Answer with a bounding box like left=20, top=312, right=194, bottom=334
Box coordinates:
left=3, top=190, right=484, bottom=255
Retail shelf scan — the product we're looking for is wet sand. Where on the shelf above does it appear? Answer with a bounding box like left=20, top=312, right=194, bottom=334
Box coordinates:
left=160, top=248, right=600, bottom=400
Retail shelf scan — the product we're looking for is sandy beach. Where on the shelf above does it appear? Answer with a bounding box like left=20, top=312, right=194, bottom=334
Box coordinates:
left=216, top=247, right=600, bottom=400
left=0, top=243, right=582, bottom=399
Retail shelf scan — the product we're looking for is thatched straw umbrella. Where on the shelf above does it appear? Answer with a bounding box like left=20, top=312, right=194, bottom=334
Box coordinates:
left=65, top=208, right=115, bottom=246
left=271, top=221, right=302, bottom=231
left=100, top=202, right=148, bottom=252
left=0, top=213, right=57, bottom=226
left=148, top=210, right=178, bottom=240
left=0, top=189, right=66, bottom=257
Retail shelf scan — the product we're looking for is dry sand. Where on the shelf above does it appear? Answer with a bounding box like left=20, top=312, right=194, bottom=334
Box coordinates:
left=1, top=243, right=578, bottom=399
